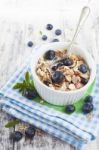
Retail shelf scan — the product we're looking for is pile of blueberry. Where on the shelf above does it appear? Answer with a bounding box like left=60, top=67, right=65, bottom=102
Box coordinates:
left=27, top=23, right=62, bottom=47
left=45, top=24, right=62, bottom=42
left=65, top=95, right=94, bottom=114
left=46, top=24, right=62, bottom=39
left=10, top=125, right=36, bottom=142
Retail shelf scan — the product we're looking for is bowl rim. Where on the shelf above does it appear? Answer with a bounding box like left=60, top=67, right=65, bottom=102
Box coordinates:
left=31, top=42, right=96, bottom=95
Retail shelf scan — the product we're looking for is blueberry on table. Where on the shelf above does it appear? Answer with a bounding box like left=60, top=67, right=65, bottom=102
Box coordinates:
left=51, top=71, right=64, bottom=83
left=46, top=24, right=53, bottom=30
left=24, top=88, right=38, bottom=99
left=25, top=126, right=36, bottom=139
left=65, top=105, right=75, bottom=114
left=11, top=131, right=23, bottom=142
left=52, top=39, right=59, bottom=42
left=81, top=78, right=88, bottom=85
left=84, top=96, right=93, bottom=103
left=27, top=41, right=33, bottom=47
left=62, top=58, right=73, bottom=66
left=82, top=102, right=93, bottom=114
left=44, top=50, right=55, bottom=60
left=42, top=35, right=47, bottom=41
left=55, top=29, right=62, bottom=36
left=78, top=64, right=88, bottom=73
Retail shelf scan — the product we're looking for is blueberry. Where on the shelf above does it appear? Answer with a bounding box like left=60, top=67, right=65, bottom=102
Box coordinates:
left=62, top=58, right=73, bottom=66
left=51, top=71, right=64, bottom=83
left=25, top=126, right=36, bottom=139
left=81, top=78, right=88, bottom=85
left=24, top=88, right=38, bottom=99
left=27, top=41, right=33, bottom=47
left=84, top=96, right=93, bottom=103
left=55, top=29, right=62, bottom=36
left=43, top=80, right=50, bottom=86
left=78, top=64, right=88, bottom=73
left=44, top=50, right=55, bottom=60
left=82, top=102, right=93, bottom=114
left=42, top=35, right=47, bottom=41
left=46, top=24, right=53, bottom=30
left=65, top=105, right=75, bottom=114
left=52, top=65, right=58, bottom=71
left=11, top=131, right=23, bottom=142
left=52, top=39, right=59, bottom=42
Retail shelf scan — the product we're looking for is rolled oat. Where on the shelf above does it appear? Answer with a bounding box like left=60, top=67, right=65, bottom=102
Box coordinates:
left=36, top=49, right=90, bottom=91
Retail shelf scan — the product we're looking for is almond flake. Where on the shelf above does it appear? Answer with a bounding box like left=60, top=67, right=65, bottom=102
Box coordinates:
left=68, top=84, right=76, bottom=90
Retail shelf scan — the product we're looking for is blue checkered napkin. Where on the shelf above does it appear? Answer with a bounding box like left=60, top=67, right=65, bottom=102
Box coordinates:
left=0, top=61, right=99, bottom=150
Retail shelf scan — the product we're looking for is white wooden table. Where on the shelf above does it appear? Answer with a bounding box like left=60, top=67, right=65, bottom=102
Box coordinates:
left=0, top=0, right=99, bottom=150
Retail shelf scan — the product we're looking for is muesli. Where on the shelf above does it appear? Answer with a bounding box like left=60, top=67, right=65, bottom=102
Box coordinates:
left=36, top=49, right=90, bottom=91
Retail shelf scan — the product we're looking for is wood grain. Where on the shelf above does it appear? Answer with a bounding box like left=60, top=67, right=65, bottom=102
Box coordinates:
left=0, top=0, right=99, bottom=149
left=0, top=20, right=75, bottom=150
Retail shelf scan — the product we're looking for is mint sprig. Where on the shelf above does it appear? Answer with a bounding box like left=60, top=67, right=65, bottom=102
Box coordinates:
left=13, top=72, right=35, bottom=95
left=5, top=119, right=20, bottom=128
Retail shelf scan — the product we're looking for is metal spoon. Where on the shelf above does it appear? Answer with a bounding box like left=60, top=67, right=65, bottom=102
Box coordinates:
left=68, top=6, right=90, bottom=51
left=52, top=6, right=90, bottom=66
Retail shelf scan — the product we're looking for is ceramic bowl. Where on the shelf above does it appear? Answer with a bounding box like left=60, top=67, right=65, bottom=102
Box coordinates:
left=31, top=42, right=96, bottom=106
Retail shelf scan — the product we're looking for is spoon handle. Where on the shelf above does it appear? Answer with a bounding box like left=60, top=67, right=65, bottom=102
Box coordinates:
left=69, top=6, right=90, bottom=51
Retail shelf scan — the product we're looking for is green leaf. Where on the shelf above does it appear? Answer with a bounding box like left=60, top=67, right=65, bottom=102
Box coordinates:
left=13, top=83, right=24, bottom=89
left=5, top=119, right=20, bottom=128
left=30, top=80, right=35, bottom=89
left=25, top=72, right=30, bottom=83
left=39, top=31, right=43, bottom=35
left=13, top=71, right=36, bottom=95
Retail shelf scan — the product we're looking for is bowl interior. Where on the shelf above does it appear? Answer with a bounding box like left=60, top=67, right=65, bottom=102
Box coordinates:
left=31, top=42, right=96, bottom=94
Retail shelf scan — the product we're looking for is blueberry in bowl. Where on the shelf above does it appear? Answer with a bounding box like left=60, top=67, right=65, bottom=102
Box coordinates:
left=31, top=42, right=96, bottom=106
left=78, top=64, right=88, bottom=73
left=51, top=71, right=64, bottom=84
left=44, top=50, right=55, bottom=60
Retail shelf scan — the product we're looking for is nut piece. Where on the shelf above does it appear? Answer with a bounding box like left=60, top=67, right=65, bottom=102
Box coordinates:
left=65, top=75, right=72, bottom=82
left=72, top=75, right=81, bottom=84
left=58, top=82, right=67, bottom=91
left=68, top=84, right=76, bottom=90
left=36, top=49, right=90, bottom=91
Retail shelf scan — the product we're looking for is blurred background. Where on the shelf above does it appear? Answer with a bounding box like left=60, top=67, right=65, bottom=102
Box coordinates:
left=0, top=0, right=98, bottom=21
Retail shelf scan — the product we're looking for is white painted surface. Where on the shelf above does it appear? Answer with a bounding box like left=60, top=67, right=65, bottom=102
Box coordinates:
left=0, top=0, right=99, bottom=150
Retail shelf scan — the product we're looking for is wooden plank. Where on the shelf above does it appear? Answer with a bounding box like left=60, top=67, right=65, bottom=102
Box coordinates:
left=0, top=4, right=99, bottom=149
left=0, top=20, right=15, bottom=150
left=0, top=20, right=74, bottom=150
